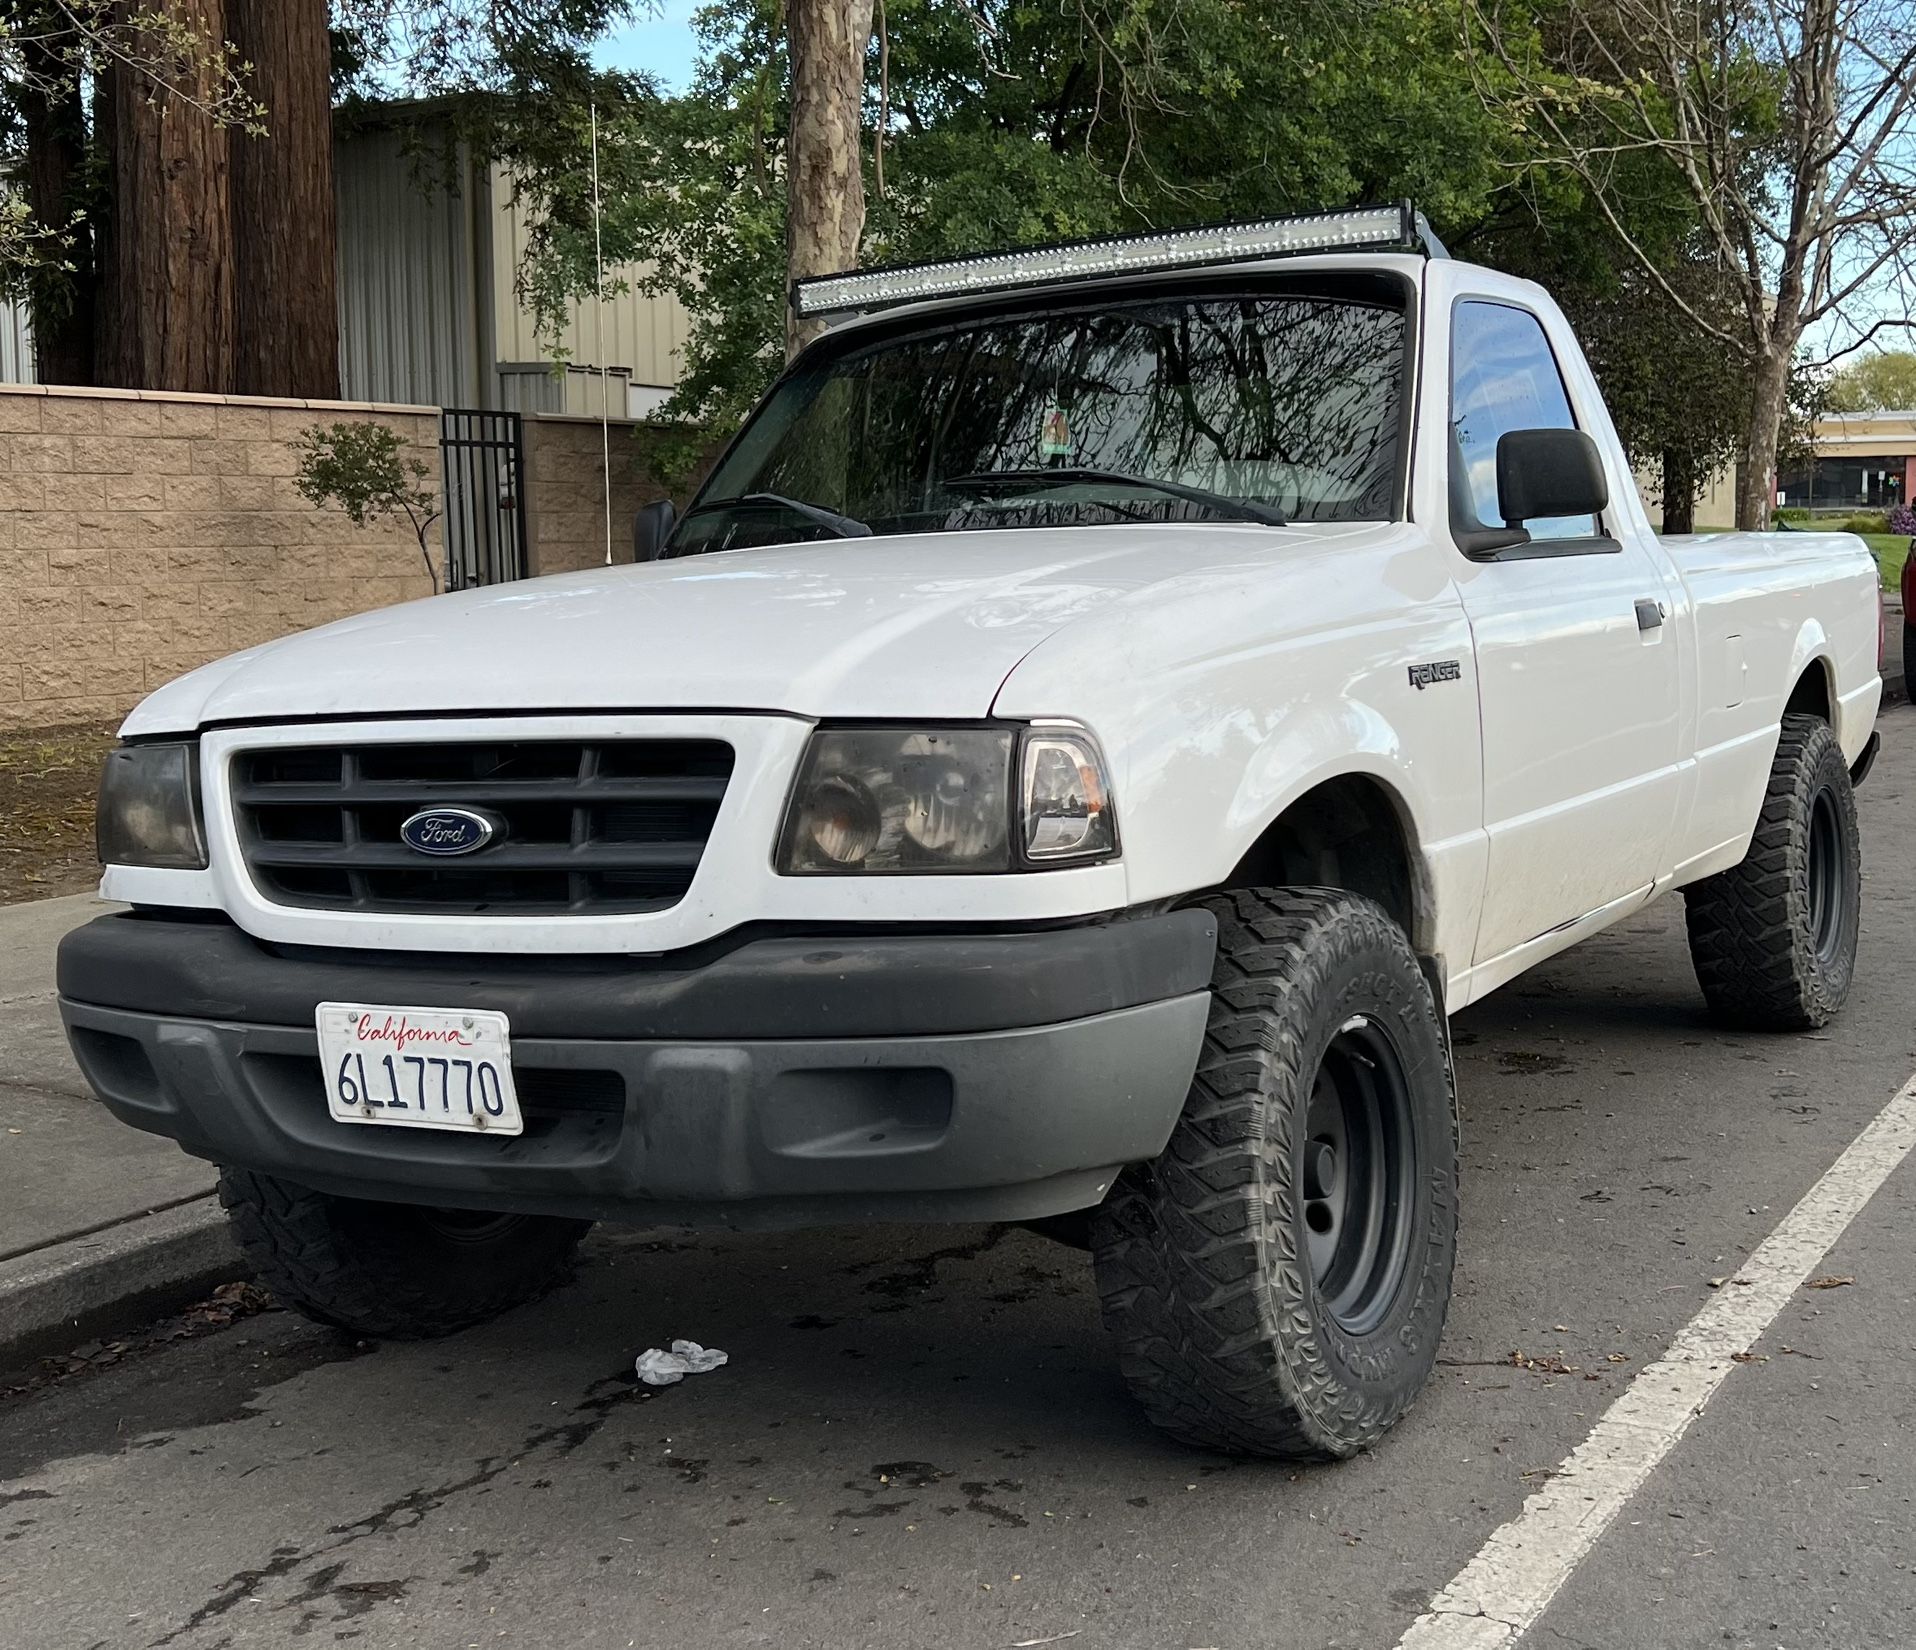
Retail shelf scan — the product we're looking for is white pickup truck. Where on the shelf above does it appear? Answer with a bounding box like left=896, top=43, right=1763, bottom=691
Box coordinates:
left=60, top=206, right=1882, bottom=1460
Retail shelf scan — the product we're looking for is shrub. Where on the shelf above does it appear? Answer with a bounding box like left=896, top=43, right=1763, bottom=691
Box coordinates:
left=1843, top=511, right=1891, bottom=535
left=295, top=422, right=443, bottom=593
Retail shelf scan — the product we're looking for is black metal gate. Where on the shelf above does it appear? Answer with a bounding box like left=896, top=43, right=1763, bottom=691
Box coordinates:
left=440, top=409, right=529, bottom=589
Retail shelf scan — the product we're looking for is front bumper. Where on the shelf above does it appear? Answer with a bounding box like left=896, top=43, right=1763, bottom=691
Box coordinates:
left=58, top=909, right=1215, bottom=1229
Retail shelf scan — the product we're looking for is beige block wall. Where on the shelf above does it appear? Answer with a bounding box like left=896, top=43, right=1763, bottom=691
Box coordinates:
left=0, top=385, right=441, bottom=732
left=522, top=415, right=715, bottom=578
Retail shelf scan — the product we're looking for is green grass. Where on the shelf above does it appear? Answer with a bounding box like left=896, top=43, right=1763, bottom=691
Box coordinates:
left=1861, top=534, right=1908, bottom=594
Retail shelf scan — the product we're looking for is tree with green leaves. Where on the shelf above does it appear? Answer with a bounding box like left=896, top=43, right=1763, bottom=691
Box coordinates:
left=1461, top=0, right=1916, bottom=528
left=1824, top=352, right=1916, bottom=414
left=296, top=419, right=443, bottom=590
left=562, top=0, right=1517, bottom=449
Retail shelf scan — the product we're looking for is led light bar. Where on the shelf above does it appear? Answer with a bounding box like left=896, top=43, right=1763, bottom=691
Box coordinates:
left=794, top=202, right=1436, bottom=319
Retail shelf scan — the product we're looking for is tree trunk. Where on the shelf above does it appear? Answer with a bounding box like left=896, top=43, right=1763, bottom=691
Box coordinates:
left=229, top=0, right=340, bottom=399
left=1661, top=446, right=1696, bottom=534
left=17, top=12, right=96, bottom=386
left=1737, top=343, right=1795, bottom=532
left=98, top=0, right=236, bottom=393
left=785, top=0, right=875, bottom=357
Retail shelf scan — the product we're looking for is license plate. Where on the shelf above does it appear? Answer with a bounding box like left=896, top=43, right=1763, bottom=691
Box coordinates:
left=316, top=1003, right=524, bottom=1136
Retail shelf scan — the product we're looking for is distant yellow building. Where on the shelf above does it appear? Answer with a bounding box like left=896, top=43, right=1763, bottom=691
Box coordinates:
left=1777, top=412, right=1916, bottom=514
left=1648, top=410, right=1916, bottom=529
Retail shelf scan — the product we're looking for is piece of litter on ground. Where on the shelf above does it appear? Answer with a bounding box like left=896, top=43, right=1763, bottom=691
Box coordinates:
left=1009, top=1633, right=1082, bottom=1647
left=1804, top=1275, right=1855, bottom=1290
left=635, top=1339, right=730, bottom=1386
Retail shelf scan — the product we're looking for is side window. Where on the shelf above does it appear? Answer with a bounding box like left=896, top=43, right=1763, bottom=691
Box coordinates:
left=1450, top=300, right=1598, bottom=542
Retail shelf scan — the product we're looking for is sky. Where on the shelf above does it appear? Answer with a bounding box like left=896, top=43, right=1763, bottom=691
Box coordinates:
left=593, top=3, right=703, bottom=90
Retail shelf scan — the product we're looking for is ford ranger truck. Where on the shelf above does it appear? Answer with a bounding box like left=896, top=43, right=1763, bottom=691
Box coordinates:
left=58, top=205, right=1882, bottom=1459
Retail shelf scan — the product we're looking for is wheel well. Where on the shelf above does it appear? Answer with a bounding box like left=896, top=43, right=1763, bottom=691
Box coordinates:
left=1222, top=775, right=1426, bottom=948
left=1785, top=660, right=1833, bottom=723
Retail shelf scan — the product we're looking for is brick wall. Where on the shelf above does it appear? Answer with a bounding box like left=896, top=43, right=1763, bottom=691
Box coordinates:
left=0, top=386, right=440, bottom=731
left=522, top=414, right=715, bottom=577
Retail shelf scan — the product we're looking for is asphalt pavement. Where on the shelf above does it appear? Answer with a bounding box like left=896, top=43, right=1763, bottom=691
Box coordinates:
left=4, top=702, right=1915, bottom=1650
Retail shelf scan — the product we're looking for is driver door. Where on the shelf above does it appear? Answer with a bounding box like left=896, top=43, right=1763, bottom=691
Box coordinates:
left=1448, top=299, right=1685, bottom=969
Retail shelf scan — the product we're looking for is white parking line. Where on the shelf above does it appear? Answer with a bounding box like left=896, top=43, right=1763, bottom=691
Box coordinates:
left=1397, top=1070, right=1916, bottom=1650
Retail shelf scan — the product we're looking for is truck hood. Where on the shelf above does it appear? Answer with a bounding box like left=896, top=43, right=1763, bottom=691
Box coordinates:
left=125, top=523, right=1345, bottom=734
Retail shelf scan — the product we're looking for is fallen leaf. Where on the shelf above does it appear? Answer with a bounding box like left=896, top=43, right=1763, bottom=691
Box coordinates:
left=1805, top=1275, right=1854, bottom=1290
left=1509, top=1351, right=1578, bottom=1375
left=1730, top=1352, right=1769, bottom=1364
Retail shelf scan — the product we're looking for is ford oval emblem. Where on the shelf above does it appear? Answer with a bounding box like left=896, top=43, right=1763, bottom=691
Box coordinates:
left=399, top=807, right=504, bottom=857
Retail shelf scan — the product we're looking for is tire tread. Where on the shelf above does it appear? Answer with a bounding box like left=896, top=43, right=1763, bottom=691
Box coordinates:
left=1684, top=714, right=1860, bottom=1031
left=219, top=1168, right=588, bottom=1339
left=1092, top=887, right=1457, bottom=1460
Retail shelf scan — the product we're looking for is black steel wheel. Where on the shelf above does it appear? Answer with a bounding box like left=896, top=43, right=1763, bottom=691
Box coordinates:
left=1301, top=1015, right=1418, bottom=1337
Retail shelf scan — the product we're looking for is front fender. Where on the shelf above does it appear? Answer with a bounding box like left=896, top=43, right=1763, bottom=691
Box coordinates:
left=991, top=525, right=1486, bottom=979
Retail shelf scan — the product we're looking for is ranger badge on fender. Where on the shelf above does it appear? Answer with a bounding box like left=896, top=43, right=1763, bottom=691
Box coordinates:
left=1407, top=660, right=1462, bottom=691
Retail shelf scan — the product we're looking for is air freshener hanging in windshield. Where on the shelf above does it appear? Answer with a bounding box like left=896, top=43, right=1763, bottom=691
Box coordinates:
left=1040, top=401, right=1073, bottom=458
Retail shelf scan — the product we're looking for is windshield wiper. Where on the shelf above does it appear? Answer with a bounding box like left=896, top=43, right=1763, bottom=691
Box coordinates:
left=677, top=491, right=872, bottom=543
left=945, top=468, right=1288, bottom=527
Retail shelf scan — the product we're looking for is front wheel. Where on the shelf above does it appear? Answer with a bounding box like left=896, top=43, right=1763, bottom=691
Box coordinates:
left=220, top=1168, right=592, bottom=1339
left=1684, top=713, right=1861, bottom=1031
left=1092, top=887, right=1458, bottom=1459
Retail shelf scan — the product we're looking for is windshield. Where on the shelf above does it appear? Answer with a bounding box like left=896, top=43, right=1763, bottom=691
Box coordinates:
left=670, top=280, right=1410, bottom=556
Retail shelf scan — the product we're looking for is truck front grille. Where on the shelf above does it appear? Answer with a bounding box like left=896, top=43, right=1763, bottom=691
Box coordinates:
left=232, top=738, right=734, bottom=915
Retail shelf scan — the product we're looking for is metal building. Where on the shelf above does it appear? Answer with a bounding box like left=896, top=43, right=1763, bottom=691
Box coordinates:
left=334, top=107, right=692, bottom=415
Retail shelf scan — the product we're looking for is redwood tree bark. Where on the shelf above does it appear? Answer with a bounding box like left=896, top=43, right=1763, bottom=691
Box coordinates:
left=98, top=0, right=236, bottom=392
left=229, top=0, right=340, bottom=399
left=786, top=0, right=875, bottom=357
left=17, top=11, right=96, bottom=386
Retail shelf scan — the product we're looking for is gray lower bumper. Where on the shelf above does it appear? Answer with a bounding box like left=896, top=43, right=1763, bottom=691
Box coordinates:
left=60, top=994, right=1210, bottom=1229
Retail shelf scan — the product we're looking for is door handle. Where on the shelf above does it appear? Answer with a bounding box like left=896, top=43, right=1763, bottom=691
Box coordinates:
left=1635, top=598, right=1665, bottom=631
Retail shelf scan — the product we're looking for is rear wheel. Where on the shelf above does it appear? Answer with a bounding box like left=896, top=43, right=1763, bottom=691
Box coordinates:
left=1091, top=887, right=1457, bottom=1459
left=220, top=1168, right=591, bottom=1339
left=1684, top=713, right=1860, bottom=1031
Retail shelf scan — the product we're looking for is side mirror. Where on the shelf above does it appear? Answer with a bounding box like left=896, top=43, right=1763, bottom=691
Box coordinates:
left=1495, top=427, right=1608, bottom=527
left=634, top=499, right=677, bottom=562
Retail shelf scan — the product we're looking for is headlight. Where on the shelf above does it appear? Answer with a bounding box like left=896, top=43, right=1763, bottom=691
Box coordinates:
left=1021, top=726, right=1118, bottom=860
left=777, top=723, right=1117, bottom=874
left=96, top=742, right=207, bottom=869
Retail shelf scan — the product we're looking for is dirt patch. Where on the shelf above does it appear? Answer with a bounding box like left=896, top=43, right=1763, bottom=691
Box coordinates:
left=0, top=721, right=116, bottom=905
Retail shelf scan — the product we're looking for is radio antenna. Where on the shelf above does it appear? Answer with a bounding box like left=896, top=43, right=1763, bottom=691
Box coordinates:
left=590, top=98, right=612, bottom=566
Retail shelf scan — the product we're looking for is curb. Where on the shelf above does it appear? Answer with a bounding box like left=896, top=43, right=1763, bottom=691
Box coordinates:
left=0, top=1196, right=247, bottom=1377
